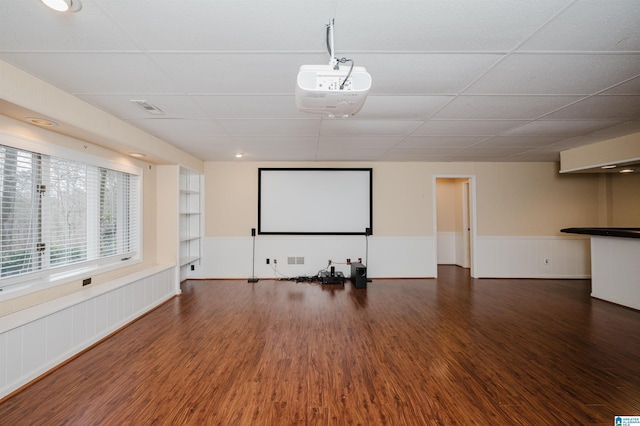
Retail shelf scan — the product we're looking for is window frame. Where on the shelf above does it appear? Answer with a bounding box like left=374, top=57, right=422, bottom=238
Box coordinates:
left=0, top=130, right=142, bottom=299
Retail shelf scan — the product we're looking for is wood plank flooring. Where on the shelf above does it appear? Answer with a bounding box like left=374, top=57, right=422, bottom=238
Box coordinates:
left=1, top=266, right=639, bottom=425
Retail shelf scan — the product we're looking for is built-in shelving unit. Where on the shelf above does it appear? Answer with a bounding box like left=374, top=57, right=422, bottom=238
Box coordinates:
left=179, top=167, right=203, bottom=280
left=157, top=165, right=203, bottom=288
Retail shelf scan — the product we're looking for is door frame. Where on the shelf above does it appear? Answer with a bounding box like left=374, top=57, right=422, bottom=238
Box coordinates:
left=433, top=175, right=477, bottom=278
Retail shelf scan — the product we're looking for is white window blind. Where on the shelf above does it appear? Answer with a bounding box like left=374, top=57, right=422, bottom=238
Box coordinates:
left=0, top=143, right=140, bottom=289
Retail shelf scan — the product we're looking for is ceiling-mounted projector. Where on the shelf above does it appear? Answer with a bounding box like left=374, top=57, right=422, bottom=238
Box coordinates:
left=296, top=64, right=372, bottom=117
left=295, top=19, right=372, bottom=118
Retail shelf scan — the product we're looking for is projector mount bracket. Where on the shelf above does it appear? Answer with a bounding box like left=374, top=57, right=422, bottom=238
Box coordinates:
left=326, top=19, right=354, bottom=90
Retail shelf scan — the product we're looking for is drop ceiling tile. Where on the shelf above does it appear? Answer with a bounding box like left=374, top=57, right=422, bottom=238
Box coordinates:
left=586, top=121, right=640, bottom=137
left=544, top=95, right=640, bottom=120
left=320, top=120, right=422, bottom=136
left=248, top=145, right=319, bottom=161
left=193, top=95, right=301, bottom=119
left=184, top=142, right=253, bottom=161
left=355, top=96, right=453, bottom=120
left=479, top=135, right=569, bottom=147
left=218, top=119, right=321, bottom=136
left=151, top=53, right=326, bottom=94
left=433, top=95, right=582, bottom=120
left=443, top=155, right=513, bottom=162
left=603, top=76, right=640, bottom=95
left=77, top=94, right=207, bottom=120
left=400, top=136, right=487, bottom=148
left=359, top=53, right=502, bottom=95
left=316, top=146, right=390, bottom=161
left=166, top=136, right=239, bottom=161
left=458, top=146, right=532, bottom=156
left=232, top=136, right=319, bottom=147
left=94, top=0, right=335, bottom=51
left=0, top=1, right=137, bottom=51
left=466, top=54, right=640, bottom=95
left=381, top=153, right=449, bottom=161
left=337, top=0, right=572, bottom=51
left=413, top=120, right=527, bottom=135
left=0, top=53, right=183, bottom=94
left=385, top=147, right=464, bottom=157
left=511, top=152, right=561, bottom=162
left=125, top=118, right=230, bottom=140
left=503, top=120, right=625, bottom=136
left=318, top=136, right=404, bottom=148
left=519, top=0, right=640, bottom=51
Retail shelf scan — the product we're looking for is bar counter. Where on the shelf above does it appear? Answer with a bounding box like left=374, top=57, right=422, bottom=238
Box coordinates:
left=561, top=228, right=640, bottom=310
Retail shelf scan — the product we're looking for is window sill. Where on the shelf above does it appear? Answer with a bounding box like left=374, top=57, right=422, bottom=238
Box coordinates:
left=0, top=257, right=142, bottom=302
left=0, top=263, right=175, bottom=333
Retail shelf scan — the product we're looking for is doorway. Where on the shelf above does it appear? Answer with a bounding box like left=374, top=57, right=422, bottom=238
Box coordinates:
left=434, top=177, right=476, bottom=277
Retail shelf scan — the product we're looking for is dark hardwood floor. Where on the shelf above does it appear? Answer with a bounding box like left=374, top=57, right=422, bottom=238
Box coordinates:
left=1, top=266, right=639, bottom=425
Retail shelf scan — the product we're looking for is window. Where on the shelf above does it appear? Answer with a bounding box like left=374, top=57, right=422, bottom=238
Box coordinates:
left=0, top=141, right=140, bottom=292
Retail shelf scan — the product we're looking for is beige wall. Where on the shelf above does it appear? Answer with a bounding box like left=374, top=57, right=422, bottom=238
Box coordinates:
left=436, top=179, right=457, bottom=232
left=611, top=172, right=640, bottom=226
left=474, top=163, right=600, bottom=235
left=205, top=161, right=602, bottom=239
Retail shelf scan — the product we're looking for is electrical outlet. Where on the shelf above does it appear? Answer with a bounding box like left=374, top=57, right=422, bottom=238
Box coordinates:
left=544, top=258, right=550, bottom=265
left=274, top=259, right=277, bottom=264
left=82, top=278, right=92, bottom=286
left=190, top=264, right=195, bottom=271
left=266, top=258, right=270, bottom=264
left=347, top=258, right=351, bottom=264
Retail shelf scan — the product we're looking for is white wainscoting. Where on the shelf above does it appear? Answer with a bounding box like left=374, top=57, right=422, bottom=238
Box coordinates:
left=591, top=236, right=640, bottom=310
left=474, top=236, right=591, bottom=278
left=203, top=235, right=436, bottom=279
left=0, top=265, right=176, bottom=400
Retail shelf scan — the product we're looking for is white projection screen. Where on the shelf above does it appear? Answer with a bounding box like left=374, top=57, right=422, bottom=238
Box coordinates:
left=258, top=168, right=372, bottom=235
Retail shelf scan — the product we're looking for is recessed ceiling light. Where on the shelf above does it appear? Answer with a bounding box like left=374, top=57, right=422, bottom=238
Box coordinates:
left=41, top=0, right=82, bottom=12
left=601, top=165, right=617, bottom=169
left=128, top=152, right=146, bottom=158
left=620, top=169, right=634, bottom=173
left=26, top=117, right=58, bottom=127
left=235, top=153, right=244, bottom=158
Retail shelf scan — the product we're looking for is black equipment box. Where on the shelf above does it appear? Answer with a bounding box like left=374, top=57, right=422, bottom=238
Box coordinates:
left=350, top=262, right=367, bottom=289
left=320, top=270, right=345, bottom=284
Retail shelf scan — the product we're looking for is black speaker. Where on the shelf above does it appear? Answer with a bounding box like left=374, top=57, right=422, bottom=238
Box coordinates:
left=251, top=228, right=256, bottom=237
left=350, top=262, right=367, bottom=289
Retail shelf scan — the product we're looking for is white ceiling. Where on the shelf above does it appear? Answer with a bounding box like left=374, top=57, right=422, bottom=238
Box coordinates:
left=1, top=0, right=639, bottom=162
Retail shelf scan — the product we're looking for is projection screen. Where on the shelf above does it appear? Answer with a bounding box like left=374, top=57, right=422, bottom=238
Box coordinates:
left=258, top=168, right=372, bottom=235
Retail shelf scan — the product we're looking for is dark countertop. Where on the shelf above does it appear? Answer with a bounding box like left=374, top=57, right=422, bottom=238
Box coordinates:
left=561, top=227, right=640, bottom=239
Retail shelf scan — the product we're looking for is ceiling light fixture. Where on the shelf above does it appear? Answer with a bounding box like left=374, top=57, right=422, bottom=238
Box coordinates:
left=128, top=152, right=146, bottom=158
left=601, top=165, right=617, bottom=169
left=295, top=19, right=371, bottom=118
left=235, top=153, right=244, bottom=158
left=41, top=0, right=82, bottom=12
left=26, top=117, right=58, bottom=127
left=620, top=169, right=634, bottom=173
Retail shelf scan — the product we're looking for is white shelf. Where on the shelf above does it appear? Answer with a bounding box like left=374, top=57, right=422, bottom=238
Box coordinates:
left=178, top=167, right=203, bottom=280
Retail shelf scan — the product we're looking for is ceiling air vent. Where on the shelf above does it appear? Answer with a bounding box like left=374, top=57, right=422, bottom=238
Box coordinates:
left=130, top=100, right=164, bottom=115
